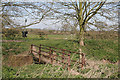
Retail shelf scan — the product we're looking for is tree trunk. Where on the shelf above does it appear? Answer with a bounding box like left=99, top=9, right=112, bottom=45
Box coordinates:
left=79, top=37, right=84, bottom=46
left=78, top=2, right=85, bottom=46
left=79, top=25, right=85, bottom=46
left=79, top=32, right=84, bottom=46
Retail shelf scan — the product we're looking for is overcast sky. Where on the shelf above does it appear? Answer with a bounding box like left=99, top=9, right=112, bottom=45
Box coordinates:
left=2, top=1, right=118, bottom=30
left=26, top=19, right=62, bottom=30
left=1, top=0, right=119, bottom=2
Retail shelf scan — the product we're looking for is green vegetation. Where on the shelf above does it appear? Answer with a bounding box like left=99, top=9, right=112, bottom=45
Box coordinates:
left=2, top=64, right=83, bottom=78
left=2, top=31, right=119, bottom=78
left=82, top=39, right=118, bottom=63
left=3, top=33, right=118, bottom=63
left=2, top=28, right=21, bottom=40
left=2, top=66, right=17, bottom=78
left=80, top=68, right=91, bottom=74
left=2, top=42, right=28, bottom=55
left=109, top=72, right=120, bottom=78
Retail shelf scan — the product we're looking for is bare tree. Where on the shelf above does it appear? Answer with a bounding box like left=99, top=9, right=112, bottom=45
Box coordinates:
left=48, top=1, right=118, bottom=46
left=61, top=24, right=70, bottom=32
left=2, top=2, right=52, bottom=29
left=1, top=2, right=118, bottom=45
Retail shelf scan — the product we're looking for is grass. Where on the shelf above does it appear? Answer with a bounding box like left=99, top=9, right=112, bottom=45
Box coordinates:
left=82, top=39, right=118, bottom=63
left=2, top=64, right=83, bottom=78
left=2, top=42, right=28, bottom=55
left=15, top=34, right=118, bottom=63
left=2, top=66, right=17, bottom=78
left=2, top=33, right=119, bottom=78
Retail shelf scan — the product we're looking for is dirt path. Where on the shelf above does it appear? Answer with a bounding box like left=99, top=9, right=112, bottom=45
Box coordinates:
left=1, top=40, right=23, bottom=42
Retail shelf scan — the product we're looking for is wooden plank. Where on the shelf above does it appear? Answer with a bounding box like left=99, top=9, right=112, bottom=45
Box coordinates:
left=32, top=50, right=38, bottom=53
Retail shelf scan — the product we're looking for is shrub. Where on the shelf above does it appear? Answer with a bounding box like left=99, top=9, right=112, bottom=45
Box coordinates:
left=37, top=31, right=47, bottom=40
left=2, top=42, right=27, bottom=55
left=2, top=28, right=21, bottom=40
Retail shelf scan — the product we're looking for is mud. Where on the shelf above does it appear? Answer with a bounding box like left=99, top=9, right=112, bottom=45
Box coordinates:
left=7, top=55, right=33, bottom=67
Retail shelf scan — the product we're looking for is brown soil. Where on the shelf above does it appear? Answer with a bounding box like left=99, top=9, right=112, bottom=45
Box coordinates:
left=1, top=40, right=23, bottom=42
left=7, top=55, right=33, bottom=67
left=49, top=38, right=65, bottom=39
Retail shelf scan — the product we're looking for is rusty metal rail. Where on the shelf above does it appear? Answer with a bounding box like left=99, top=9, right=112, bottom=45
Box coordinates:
left=30, top=44, right=85, bottom=71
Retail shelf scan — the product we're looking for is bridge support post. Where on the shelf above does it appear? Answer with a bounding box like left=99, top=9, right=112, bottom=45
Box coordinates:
left=39, top=44, right=41, bottom=63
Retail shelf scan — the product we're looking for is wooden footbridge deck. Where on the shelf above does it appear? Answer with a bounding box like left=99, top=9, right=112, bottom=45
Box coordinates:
left=30, top=44, right=85, bottom=71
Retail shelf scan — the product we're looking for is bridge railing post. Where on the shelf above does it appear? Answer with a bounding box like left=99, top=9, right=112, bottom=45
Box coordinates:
left=39, top=44, right=41, bottom=63
left=67, top=54, right=70, bottom=71
left=31, top=44, right=33, bottom=54
left=51, top=49, right=53, bottom=64
left=49, top=48, right=53, bottom=64
left=81, top=53, right=85, bottom=69
left=62, top=50, right=65, bottom=68
left=83, top=54, right=85, bottom=66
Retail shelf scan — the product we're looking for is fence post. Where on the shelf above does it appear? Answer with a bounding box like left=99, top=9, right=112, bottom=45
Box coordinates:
left=31, top=44, right=33, bottom=54
left=81, top=53, right=85, bottom=69
left=62, top=50, right=65, bottom=68
left=83, top=54, right=85, bottom=66
left=39, top=44, right=41, bottom=63
left=79, top=53, right=81, bottom=65
left=51, top=49, right=53, bottom=64
left=49, top=48, right=53, bottom=64
left=67, top=54, right=70, bottom=71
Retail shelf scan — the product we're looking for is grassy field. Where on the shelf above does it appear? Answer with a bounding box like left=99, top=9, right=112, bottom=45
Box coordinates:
left=3, top=33, right=118, bottom=62
left=2, top=32, right=119, bottom=78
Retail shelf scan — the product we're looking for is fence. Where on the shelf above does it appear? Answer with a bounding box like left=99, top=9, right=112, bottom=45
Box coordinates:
left=31, top=44, right=85, bottom=71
